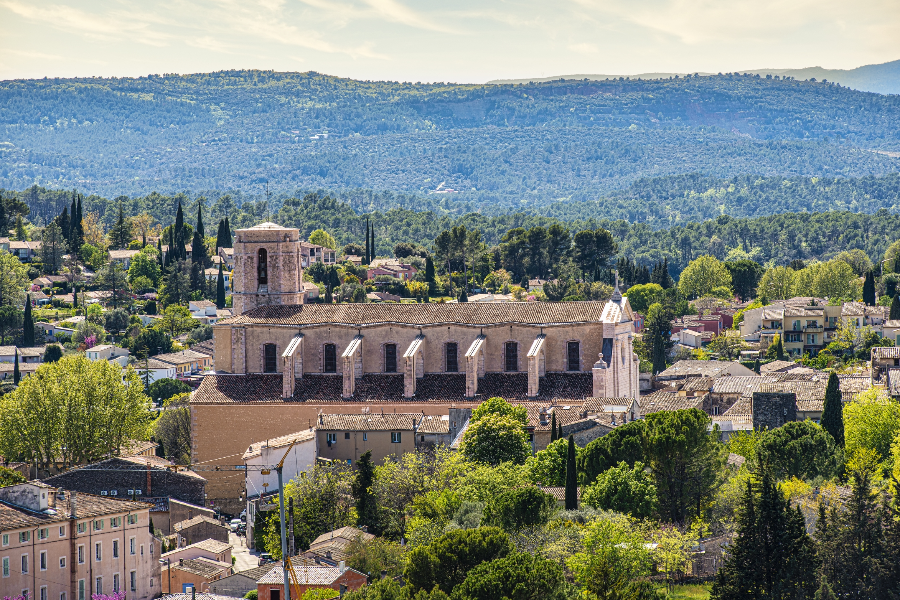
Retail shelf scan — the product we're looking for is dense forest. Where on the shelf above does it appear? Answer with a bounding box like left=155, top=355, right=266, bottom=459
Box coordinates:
left=2, top=71, right=899, bottom=200
left=8, top=184, right=900, bottom=278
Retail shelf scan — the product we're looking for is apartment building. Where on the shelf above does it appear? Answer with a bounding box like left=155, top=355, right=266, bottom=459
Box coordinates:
left=0, top=481, right=159, bottom=600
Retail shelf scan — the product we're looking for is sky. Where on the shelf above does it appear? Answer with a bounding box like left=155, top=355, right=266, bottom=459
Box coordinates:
left=1, top=0, right=898, bottom=83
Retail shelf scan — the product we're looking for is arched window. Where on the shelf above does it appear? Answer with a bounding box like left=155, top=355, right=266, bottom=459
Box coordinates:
left=257, top=248, right=268, bottom=286
left=263, top=344, right=277, bottom=373
left=323, top=344, right=337, bottom=373
left=384, top=344, right=397, bottom=373
left=505, top=342, right=518, bottom=372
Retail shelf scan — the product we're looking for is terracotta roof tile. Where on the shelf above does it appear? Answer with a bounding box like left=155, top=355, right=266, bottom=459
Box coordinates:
left=0, top=488, right=151, bottom=530
left=173, top=515, right=224, bottom=532
left=171, top=557, right=232, bottom=578
left=318, top=413, right=420, bottom=431
left=217, top=301, right=612, bottom=327
left=639, top=390, right=704, bottom=413
left=416, top=415, right=450, bottom=434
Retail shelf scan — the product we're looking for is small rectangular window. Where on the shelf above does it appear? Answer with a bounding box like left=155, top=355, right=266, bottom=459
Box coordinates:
left=344, top=432, right=350, bottom=440
left=326, top=433, right=337, bottom=443
left=60, top=557, right=66, bottom=569
left=505, top=342, right=518, bottom=372
left=95, top=578, right=102, bottom=595
left=59, top=527, right=65, bottom=537
left=19, top=531, right=31, bottom=543
left=38, top=528, right=49, bottom=540
left=384, top=344, right=397, bottom=373
left=77, top=523, right=86, bottom=534
left=130, top=571, right=137, bottom=592
left=41, top=587, right=47, bottom=600
left=79, top=580, right=85, bottom=600
left=95, top=542, right=102, bottom=562
left=78, top=545, right=84, bottom=564
left=40, top=551, right=46, bottom=570
left=567, top=341, right=580, bottom=372
left=2, top=556, right=9, bottom=577
left=324, top=344, right=337, bottom=373
left=21, top=554, right=28, bottom=574
left=130, top=538, right=136, bottom=555
left=113, top=540, right=119, bottom=559
left=264, top=344, right=278, bottom=373
left=445, top=343, right=458, bottom=372
left=391, top=432, right=402, bottom=443
left=363, top=433, right=367, bottom=441
left=2, top=533, right=7, bottom=546
left=113, top=574, right=120, bottom=592
left=61, top=593, right=66, bottom=600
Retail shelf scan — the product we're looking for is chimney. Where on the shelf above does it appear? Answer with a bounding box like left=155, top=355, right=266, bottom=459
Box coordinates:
left=339, top=560, right=346, bottom=573
left=326, top=551, right=332, bottom=559
left=48, top=489, right=56, bottom=509
left=69, top=492, right=77, bottom=519
left=180, top=559, right=184, bottom=566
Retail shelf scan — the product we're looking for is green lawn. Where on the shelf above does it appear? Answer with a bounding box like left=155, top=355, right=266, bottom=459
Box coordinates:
left=654, top=583, right=712, bottom=599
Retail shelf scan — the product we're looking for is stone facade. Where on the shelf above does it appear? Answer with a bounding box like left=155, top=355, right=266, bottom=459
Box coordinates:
left=232, top=223, right=305, bottom=315
left=751, top=392, right=797, bottom=430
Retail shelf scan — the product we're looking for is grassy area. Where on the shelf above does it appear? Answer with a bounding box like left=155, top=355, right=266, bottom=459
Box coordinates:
left=654, top=583, right=712, bottom=599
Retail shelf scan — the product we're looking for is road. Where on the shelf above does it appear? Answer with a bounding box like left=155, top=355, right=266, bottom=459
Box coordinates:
left=230, top=531, right=259, bottom=572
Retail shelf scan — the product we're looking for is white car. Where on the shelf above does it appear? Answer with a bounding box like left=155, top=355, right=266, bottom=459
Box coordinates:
left=229, top=518, right=242, bottom=533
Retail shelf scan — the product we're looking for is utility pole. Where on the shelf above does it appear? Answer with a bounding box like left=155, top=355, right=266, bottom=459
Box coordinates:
left=277, top=466, right=290, bottom=600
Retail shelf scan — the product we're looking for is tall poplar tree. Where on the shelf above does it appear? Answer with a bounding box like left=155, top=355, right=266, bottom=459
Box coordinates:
left=820, top=372, right=844, bottom=447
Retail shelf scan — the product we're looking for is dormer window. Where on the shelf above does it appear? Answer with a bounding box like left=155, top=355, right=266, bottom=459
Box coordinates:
left=257, top=248, right=268, bottom=287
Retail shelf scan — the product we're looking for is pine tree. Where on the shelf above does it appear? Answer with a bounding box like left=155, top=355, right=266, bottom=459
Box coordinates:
left=891, top=295, right=900, bottom=321
left=565, top=435, right=578, bottom=510
left=22, top=295, right=33, bottom=348
left=821, top=371, right=844, bottom=446
left=864, top=271, right=877, bottom=306
left=216, top=264, right=226, bottom=309
left=550, top=412, right=557, bottom=442
left=815, top=577, right=837, bottom=600
left=13, top=349, right=20, bottom=385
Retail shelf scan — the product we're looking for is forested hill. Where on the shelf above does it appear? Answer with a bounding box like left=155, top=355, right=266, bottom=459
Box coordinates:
left=8, top=185, right=900, bottom=277
left=1, top=70, right=900, bottom=203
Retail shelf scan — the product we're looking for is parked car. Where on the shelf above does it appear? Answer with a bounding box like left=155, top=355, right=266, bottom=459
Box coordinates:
left=229, top=518, right=242, bottom=532
left=259, top=553, right=274, bottom=566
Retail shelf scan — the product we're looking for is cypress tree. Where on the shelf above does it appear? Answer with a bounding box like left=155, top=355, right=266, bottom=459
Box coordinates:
left=753, top=358, right=760, bottom=374
left=215, top=219, right=226, bottom=251
left=370, top=223, right=375, bottom=259
left=821, top=371, right=844, bottom=446
left=425, top=256, right=436, bottom=297
left=22, top=295, right=33, bottom=348
left=550, top=412, right=557, bottom=442
left=157, top=238, right=165, bottom=270
left=71, top=195, right=84, bottom=253
left=13, top=349, right=20, bottom=385
left=216, top=264, right=226, bottom=309
left=775, top=335, right=785, bottom=360
left=557, top=422, right=563, bottom=441
left=174, top=201, right=186, bottom=261
left=891, top=295, right=900, bottom=321
left=223, top=216, right=232, bottom=248
left=110, top=202, right=130, bottom=249
left=352, top=451, right=379, bottom=532
left=564, top=435, right=578, bottom=510
left=57, top=206, right=69, bottom=240
left=364, top=217, right=370, bottom=264
left=195, top=202, right=205, bottom=238
left=68, top=195, right=77, bottom=243
left=863, top=271, right=876, bottom=306
left=0, top=198, right=7, bottom=237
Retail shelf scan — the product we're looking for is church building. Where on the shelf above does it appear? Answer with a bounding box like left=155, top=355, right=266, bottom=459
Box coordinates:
left=192, top=223, right=640, bottom=510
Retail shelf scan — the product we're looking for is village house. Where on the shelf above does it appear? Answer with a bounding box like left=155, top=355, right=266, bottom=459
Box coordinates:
left=204, top=268, right=232, bottom=291
left=243, top=430, right=317, bottom=504
left=134, top=358, right=179, bottom=385
left=153, top=349, right=213, bottom=375
left=160, top=539, right=232, bottom=570
left=162, top=557, right=233, bottom=594
left=256, top=564, right=366, bottom=600
left=85, top=344, right=130, bottom=366
left=316, top=413, right=419, bottom=465
left=306, top=526, right=374, bottom=563
left=367, top=260, right=418, bottom=281
left=191, top=222, right=640, bottom=510
left=300, top=241, right=336, bottom=267
left=108, top=249, right=141, bottom=270
left=0, top=481, right=160, bottom=600
left=9, top=240, right=41, bottom=262
left=208, top=564, right=278, bottom=598
left=172, top=515, right=229, bottom=548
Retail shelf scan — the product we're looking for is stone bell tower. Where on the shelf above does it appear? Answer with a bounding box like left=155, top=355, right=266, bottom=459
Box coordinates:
left=232, top=222, right=304, bottom=315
